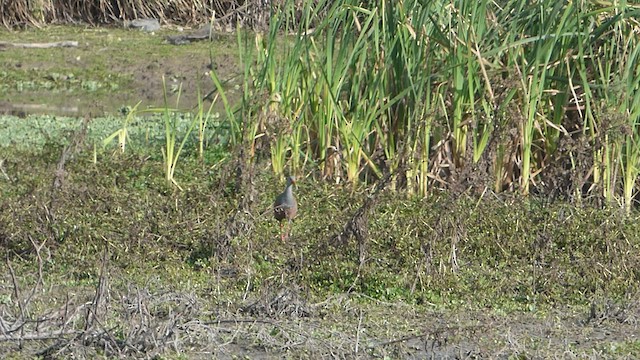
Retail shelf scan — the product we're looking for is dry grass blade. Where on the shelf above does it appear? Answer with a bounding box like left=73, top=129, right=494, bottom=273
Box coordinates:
left=0, top=0, right=301, bottom=29
left=330, top=161, right=406, bottom=277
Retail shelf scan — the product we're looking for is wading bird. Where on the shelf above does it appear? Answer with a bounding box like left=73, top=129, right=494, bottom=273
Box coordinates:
left=274, top=176, right=297, bottom=240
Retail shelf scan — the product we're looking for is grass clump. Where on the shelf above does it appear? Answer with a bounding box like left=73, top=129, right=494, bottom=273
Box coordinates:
left=3, top=132, right=639, bottom=309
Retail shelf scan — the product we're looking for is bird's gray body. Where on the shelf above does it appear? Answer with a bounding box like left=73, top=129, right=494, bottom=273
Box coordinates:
left=274, top=176, right=297, bottom=222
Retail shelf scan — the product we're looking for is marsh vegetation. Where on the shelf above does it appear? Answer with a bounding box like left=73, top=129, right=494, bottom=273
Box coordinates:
left=2, top=0, right=640, bottom=358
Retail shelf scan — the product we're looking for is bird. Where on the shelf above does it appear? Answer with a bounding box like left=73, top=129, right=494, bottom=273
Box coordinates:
left=274, top=176, right=298, bottom=241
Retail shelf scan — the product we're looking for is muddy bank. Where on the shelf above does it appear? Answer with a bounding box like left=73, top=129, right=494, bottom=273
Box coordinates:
left=0, top=25, right=240, bottom=117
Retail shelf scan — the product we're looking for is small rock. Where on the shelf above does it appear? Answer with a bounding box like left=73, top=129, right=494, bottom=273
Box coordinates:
left=126, top=18, right=160, bottom=32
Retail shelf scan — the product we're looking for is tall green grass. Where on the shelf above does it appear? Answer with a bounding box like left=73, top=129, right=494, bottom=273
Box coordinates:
left=204, top=0, right=640, bottom=208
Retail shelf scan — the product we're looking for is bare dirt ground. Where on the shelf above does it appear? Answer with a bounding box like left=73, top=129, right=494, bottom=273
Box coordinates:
left=2, top=275, right=639, bottom=359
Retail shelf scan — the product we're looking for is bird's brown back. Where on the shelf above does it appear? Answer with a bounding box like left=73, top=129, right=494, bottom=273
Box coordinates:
left=274, top=193, right=297, bottom=221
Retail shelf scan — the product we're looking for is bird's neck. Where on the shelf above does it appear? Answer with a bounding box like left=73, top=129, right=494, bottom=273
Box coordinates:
left=285, top=184, right=294, bottom=198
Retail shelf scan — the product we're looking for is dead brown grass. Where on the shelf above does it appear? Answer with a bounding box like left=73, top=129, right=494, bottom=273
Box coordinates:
left=0, top=0, right=288, bottom=29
